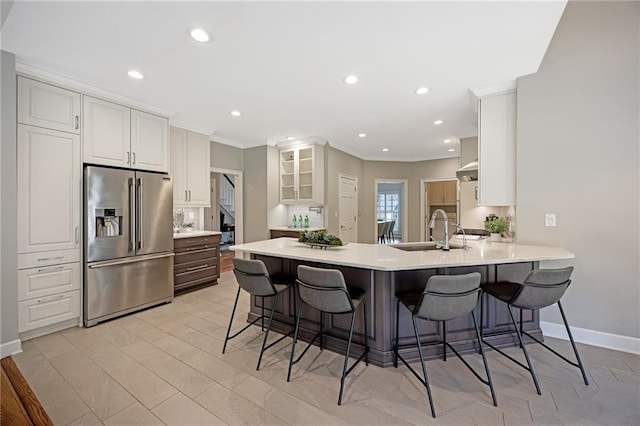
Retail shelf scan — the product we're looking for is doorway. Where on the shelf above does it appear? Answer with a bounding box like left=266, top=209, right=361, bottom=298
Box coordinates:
left=374, top=179, right=408, bottom=243
left=338, top=174, right=358, bottom=243
left=420, top=178, right=458, bottom=242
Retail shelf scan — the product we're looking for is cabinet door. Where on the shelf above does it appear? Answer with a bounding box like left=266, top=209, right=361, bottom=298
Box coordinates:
left=18, top=125, right=80, bottom=254
left=83, top=96, right=131, bottom=168
left=170, top=127, right=188, bottom=205
left=428, top=181, right=444, bottom=205
left=131, top=109, right=169, bottom=172
left=280, top=148, right=297, bottom=203
left=296, top=146, right=315, bottom=203
left=186, top=132, right=211, bottom=206
left=478, top=92, right=516, bottom=206
left=18, top=77, right=81, bottom=134
left=443, top=180, right=457, bottom=205
left=18, top=290, right=80, bottom=332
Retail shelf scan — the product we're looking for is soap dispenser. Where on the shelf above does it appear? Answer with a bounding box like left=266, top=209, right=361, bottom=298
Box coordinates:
left=292, top=214, right=297, bottom=228
left=304, top=215, right=309, bottom=228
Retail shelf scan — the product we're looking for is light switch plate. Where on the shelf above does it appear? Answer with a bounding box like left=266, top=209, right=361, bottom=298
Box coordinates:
left=188, top=211, right=195, bottom=220
left=545, top=213, right=556, bottom=227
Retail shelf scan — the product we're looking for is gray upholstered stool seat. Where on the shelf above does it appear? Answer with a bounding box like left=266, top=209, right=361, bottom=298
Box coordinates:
left=223, top=258, right=296, bottom=371
left=394, top=272, right=497, bottom=418
left=287, top=265, right=369, bottom=405
left=480, top=266, right=589, bottom=395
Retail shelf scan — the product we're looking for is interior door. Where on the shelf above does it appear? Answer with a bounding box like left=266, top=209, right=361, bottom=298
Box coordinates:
left=338, top=175, right=358, bottom=243
left=135, top=171, right=173, bottom=255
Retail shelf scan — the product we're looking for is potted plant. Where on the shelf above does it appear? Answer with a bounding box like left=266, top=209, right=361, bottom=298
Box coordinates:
left=485, top=218, right=507, bottom=241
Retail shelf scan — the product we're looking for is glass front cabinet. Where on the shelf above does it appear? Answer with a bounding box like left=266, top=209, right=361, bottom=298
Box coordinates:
left=279, top=144, right=324, bottom=204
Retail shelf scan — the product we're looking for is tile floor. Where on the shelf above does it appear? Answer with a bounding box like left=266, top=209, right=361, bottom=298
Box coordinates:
left=13, top=271, right=640, bottom=425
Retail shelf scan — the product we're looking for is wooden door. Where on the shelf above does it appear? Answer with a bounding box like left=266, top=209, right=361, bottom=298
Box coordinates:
left=131, top=109, right=168, bottom=172
left=18, top=77, right=81, bottom=134
left=17, top=125, right=80, bottom=254
left=338, top=174, right=358, bottom=242
left=83, top=96, right=131, bottom=168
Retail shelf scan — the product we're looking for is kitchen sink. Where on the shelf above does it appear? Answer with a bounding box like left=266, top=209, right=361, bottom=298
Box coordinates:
left=389, top=242, right=465, bottom=252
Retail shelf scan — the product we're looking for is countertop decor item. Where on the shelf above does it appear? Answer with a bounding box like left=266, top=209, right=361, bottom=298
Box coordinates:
left=485, top=217, right=507, bottom=241
left=298, top=230, right=343, bottom=247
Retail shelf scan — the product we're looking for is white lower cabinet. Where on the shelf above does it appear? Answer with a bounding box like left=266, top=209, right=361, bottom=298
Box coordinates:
left=18, top=288, right=80, bottom=333
left=18, top=262, right=80, bottom=301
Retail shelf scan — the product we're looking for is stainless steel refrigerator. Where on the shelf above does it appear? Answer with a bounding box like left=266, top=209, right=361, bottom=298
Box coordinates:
left=84, top=165, right=174, bottom=327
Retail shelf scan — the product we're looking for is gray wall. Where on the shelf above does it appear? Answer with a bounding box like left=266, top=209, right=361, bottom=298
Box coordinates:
left=243, top=146, right=270, bottom=242
left=324, top=144, right=364, bottom=236
left=361, top=157, right=459, bottom=243
left=517, top=1, right=639, bottom=338
left=1, top=50, right=18, bottom=348
left=210, top=141, right=243, bottom=171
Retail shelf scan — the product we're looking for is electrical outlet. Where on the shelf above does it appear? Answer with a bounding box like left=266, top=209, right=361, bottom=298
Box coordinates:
left=545, top=213, right=556, bottom=227
left=188, top=212, right=195, bottom=220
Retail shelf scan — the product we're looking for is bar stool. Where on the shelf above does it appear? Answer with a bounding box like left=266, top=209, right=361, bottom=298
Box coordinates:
left=394, top=272, right=497, bottom=418
left=480, top=266, right=589, bottom=395
left=387, top=220, right=396, bottom=243
left=377, top=221, right=387, bottom=244
left=223, top=258, right=295, bottom=370
left=287, top=265, right=369, bottom=405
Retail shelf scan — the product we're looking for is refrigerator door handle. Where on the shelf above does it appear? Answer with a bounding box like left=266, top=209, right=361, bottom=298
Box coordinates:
left=137, top=177, right=143, bottom=250
left=88, top=252, right=175, bottom=269
left=128, top=178, right=135, bottom=251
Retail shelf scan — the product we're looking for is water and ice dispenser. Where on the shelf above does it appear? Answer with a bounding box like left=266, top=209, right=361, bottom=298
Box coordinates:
left=95, top=208, right=123, bottom=237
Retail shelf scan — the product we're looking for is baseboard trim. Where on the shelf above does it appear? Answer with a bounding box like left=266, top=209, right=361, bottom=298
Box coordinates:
left=541, top=321, right=640, bottom=355
left=0, top=339, right=22, bottom=358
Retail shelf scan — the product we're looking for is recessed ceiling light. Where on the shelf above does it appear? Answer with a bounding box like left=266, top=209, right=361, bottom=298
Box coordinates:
left=287, top=136, right=295, bottom=140
left=230, top=110, right=241, bottom=117
left=127, top=70, right=144, bottom=80
left=382, top=148, right=389, bottom=152
left=344, top=75, right=358, bottom=85
left=433, top=120, right=444, bottom=125
left=358, top=133, right=366, bottom=138
left=448, top=148, right=455, bottom=152
left=188, top=27, right=211, bottom=43
left=443, top=139, right=451, bottom=143
left=415, top=87, right=430, bottom=95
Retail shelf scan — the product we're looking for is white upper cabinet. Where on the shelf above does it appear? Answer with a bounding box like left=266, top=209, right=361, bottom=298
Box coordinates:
left=83, top=96, right=131, bottom=168
left=131, top=109, right=169, bottom=172
left=18, top=77, right=81, bottom=134
left=280, top=144, right=324, bottom=204
left=83, top=96, right=168, bottom=172
left=170, top=127, right=210, bottom=207
left=17, top=124, right=80, bottom=254
left=477, top=91, right=516, bottom=206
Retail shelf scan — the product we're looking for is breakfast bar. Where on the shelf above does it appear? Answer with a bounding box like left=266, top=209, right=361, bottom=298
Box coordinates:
left=230, top=238, right=574, bottom=367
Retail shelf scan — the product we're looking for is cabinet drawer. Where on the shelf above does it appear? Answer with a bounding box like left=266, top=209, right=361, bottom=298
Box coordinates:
left=18, top=249, right=80, bottom=270
left=174, top=235, right=219, bottom=250
left=18, top=290, right=80, bottom=333
left=270, top=230, right=302, bottom=239
left=174, top=247, right=217, bottom=266
left=18, top=77, right=81, bottom=134
left=175, top=265, right=218, bottom=286
left=18, top=262, right=80, bottom=302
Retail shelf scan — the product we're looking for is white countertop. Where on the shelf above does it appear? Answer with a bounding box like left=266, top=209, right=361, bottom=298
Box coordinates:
left=230, top=238, right=574, bottom=271
left=270, top=227, right=326, bottom=232
left=173, top=230, right=222, bottom=239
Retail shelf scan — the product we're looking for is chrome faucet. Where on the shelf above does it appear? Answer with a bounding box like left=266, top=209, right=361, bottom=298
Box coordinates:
left=452, top=223, right=468, bottom=250
left=429, top=209, right=450, bottom=251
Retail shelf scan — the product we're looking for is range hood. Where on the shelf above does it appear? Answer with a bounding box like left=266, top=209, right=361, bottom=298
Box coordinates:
left=456, top=160, right=478, bottom=182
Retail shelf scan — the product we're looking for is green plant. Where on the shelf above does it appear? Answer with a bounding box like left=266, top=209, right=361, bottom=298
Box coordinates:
left=183, top=222, right=194, bottom=228
left=484, top=218, right=507, bottom=234
left=298, top=230, right=343, bottom=246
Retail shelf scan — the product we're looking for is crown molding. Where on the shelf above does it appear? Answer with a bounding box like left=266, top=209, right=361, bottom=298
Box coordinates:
left=15, top=59, right=175, bottom=117
left=169, top=120, right=215, bottom=137
left=468, top=80, right=517, bottom=112
left=210, top=134, right=247, bottom=149
left=275, top=135, right=327, bottom=149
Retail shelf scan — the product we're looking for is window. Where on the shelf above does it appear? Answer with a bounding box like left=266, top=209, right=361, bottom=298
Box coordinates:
left=377, top=192, right=399, bottom=232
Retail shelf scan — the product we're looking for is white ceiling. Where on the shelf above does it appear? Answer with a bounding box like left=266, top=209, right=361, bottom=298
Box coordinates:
left=1, top=1, right=566, bottom=161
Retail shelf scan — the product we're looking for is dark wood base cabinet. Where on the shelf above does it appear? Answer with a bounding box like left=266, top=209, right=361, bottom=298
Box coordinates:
left=249, top=255, right=540, bottom=368
left=174, top=234, right=220, bottom=293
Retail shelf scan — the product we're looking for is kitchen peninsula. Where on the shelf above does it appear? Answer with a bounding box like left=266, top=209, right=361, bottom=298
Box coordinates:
left=231, top=238, right=574, bottom=367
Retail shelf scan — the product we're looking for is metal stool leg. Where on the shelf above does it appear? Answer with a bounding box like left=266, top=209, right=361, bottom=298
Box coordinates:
left=442, top=321, right=447, bottom=361
left=519, top=308, right=524, bottom=348
left=223, top=286, right=242, bottom=354
left=394, top=298, right=400, bottom=368
left=508, top=306, right=542, bottom=395
left=261, top=296, right=265, bottom=331
left=472, top=311, right=497, bottom=407
left=413, top=316, right=436, bottom=418
left=256, top=292, right=280, bottom=371
left=558, top=301, right=589, bottom=385
left=320, top=313, right=324, bottom=350
left=338, top=311, right=356, bottom=405
left=287, top=295, right=303, bottom=382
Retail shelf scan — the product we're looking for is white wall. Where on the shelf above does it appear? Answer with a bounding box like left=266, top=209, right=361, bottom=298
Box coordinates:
left=517, top=1, right=639, bottom=340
